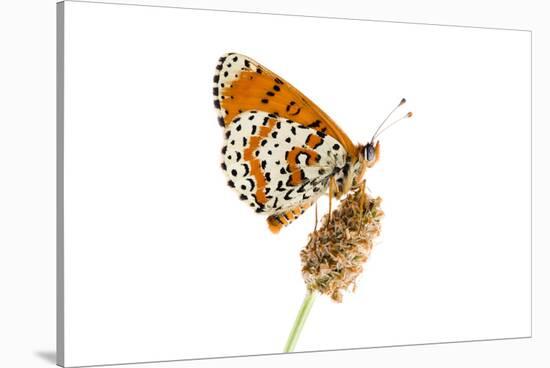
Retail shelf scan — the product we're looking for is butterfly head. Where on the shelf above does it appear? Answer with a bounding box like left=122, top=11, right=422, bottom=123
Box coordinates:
left=363, top=141, right=380, bottom=168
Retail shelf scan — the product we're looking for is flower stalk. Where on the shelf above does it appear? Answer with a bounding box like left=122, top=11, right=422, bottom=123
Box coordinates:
left=283, top=291, right=316, bottom=353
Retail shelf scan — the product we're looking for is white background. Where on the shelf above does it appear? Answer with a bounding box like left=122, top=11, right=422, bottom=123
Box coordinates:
left=1, top=1, right=549, bottom=368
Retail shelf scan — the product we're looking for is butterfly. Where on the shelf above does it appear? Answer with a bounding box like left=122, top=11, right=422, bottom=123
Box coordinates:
left=213, top=53, right=411, bottom=233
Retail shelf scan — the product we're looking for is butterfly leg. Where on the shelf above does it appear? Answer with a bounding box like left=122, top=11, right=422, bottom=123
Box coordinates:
left=328, top=176, right=337, bottom=223
left=358, top=180, right=366, bottom=212
left=314, top=202, right=318, bottom=232
left=354, top=161, right=368, bottom=189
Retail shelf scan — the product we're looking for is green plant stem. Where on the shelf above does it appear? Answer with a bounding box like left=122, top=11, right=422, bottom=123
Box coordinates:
left=284, top=291, right=316, bottom=352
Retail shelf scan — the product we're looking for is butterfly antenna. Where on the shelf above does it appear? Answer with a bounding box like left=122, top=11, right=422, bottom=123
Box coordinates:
left=372, top=111, right=413, bottom=140
left=370, top=98, right=407, bottom=143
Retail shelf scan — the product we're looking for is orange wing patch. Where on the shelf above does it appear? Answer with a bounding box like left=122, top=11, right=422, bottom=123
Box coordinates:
left=242, top=117, right=278, bottom=205
left=213, top=53, right=357, bottom=158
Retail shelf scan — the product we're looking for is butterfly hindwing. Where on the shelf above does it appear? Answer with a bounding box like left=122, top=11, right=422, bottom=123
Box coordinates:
left=221, top=111, right=347, bottom=231
left=213, top=53, right=357, bottom=157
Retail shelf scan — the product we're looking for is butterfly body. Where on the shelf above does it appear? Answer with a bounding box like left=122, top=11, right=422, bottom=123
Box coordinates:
left=214, top=53, right=377, bottom=232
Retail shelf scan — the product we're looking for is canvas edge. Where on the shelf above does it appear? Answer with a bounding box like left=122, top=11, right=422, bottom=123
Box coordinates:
left=56, top=1, right=66, bottom=367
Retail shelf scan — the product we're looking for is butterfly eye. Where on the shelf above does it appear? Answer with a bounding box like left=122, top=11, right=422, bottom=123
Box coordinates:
left=365, top=143, right=375, bottom=161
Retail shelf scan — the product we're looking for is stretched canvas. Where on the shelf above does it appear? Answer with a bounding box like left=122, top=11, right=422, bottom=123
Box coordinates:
left=57, top=1, right=531, bottom=366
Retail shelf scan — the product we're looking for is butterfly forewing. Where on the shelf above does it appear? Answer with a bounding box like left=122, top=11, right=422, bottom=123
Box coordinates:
left=213, top=53, right=356, bottom=156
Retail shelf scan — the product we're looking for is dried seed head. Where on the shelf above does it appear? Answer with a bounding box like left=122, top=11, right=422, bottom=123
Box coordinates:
left=300, top=185, right=383, bottom=302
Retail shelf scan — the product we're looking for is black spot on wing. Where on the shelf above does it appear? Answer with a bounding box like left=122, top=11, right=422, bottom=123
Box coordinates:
left=242, top=163, right=250, bottom=176
left=284, top=189, right=294, bottom=201
left=308, top=120, right=321, bottom=128
left=297, top=182, right=308, bottom=193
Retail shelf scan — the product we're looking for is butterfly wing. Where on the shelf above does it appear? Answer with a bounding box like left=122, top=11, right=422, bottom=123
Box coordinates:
left=213, top=53, right=357, bottom=158
left=221, top=111, right=348, bottom=232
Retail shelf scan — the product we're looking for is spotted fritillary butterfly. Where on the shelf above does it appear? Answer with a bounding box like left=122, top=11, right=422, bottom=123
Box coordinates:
left=213, top=53, right=408, bottom=233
